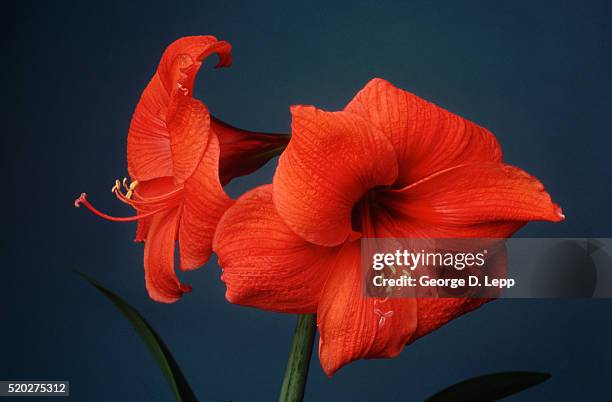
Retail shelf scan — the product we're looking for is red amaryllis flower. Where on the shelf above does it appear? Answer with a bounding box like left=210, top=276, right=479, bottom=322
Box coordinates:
left=213, top=78, right=564, bottom=375
left=75, top=36, right=288, bottom=303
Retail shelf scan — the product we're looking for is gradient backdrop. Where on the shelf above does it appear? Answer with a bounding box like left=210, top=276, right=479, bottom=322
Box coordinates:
left=2, top=1, right=611, bottom=401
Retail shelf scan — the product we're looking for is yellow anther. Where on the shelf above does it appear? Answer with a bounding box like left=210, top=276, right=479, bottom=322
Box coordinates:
left=111, top=179, right=121, bottom=193
left=129, top=180, right=139, bottom=190
left=126, top=190, right=133, bottom=199
left=122, top=177, right=129, bottom=191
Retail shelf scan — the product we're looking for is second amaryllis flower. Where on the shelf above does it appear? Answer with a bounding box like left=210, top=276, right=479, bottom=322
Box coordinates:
left=213, top=78, right=564, bottom=375
left=76, top=36, right=288, bottom=303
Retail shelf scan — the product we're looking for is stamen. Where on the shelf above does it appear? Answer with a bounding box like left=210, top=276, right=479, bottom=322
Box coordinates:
left=120, top=177, right=139, bottom=192
left=111, top=180, right=121, bottom=193
left=113, top=186, right=182, bottom=209
left=135, top=188, right=185, bottom=201
left=111, top=178, right=164, bottom=207
left=74, top=193, right=170, bottom=222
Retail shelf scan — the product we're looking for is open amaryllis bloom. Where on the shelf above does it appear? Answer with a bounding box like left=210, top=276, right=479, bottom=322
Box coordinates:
left=213, top=78, right=564, bottom=375
left=75, top=36, right=289, bottom=303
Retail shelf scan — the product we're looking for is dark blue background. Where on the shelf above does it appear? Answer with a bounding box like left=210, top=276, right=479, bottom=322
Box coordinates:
left=2, top=1, right=611, bottom=401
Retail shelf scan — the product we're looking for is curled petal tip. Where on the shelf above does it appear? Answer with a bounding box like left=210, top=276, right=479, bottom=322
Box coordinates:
left=147, top=283, right=192, bottom=304
left=209, top=40, right=232, bottom=69
left=214, top=54, right=232, bottom=68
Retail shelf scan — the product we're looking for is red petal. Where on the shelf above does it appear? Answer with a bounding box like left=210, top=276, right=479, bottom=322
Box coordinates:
left=373, top=163, right=564, bottom=238
left=413, top=298, right=488, bottom=340
left=213, top=185, right=337, bottom=312
left=410, top=247, right=507, bottom=341
left=273, top=106, right=398, bottom=247
left=143, top=208, right=192, bottom=303
left=167, top=95, right=211, bottom=184
left=133, top=177, right=177, bottom=242
left=135, top=217, right=151, bottom=243
left=345, top=78, right=502, bottom=187
left=317, top=241, right=418, bottom=376
left=127, top=36, right=232, bottom=182
left=178, top=134, right=233, bottom=270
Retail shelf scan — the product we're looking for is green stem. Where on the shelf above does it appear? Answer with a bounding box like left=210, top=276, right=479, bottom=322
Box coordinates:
left=278, top=314, right=316, bottom=402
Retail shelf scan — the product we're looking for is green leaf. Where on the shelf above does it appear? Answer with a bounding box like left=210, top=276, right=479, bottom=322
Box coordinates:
left=77, top=271, right=198, bottom=402
left=424, top=371, right=551, bottom=402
